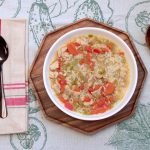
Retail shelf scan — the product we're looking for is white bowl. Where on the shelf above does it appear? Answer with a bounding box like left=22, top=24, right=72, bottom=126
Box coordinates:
left=43, top=27, right=138, bottom=121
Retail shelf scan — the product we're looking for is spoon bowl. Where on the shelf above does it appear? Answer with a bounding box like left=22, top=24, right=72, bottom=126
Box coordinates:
left=146, top=25, right=150, bottom=49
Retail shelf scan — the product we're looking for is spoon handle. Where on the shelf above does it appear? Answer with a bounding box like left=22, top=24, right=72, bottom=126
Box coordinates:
left=0, top=68, right=8, bottom=118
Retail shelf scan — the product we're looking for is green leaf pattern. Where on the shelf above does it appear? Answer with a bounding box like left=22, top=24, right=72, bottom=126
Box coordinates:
left=107, top=104, right=150, bottom=150
left=0, top=0, right=5, bottom=6
left=74, top=0, right=104, bottom=22
left=29, top=106, right=40, bottom=114
left=28, top=88, right=36, bottom=103
left=29, top=0, right=55, bottom=46
left=17, top=124, right=41, bottom=149
left=10, top=117, right=47, bottom=150
left=135, top=11, right=150, bottom=33
left=28, top=88, right=40, bottom=114
left=20, top=139, right=34, bottom=149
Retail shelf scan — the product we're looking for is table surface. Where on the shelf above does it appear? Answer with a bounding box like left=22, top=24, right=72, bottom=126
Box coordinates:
left=0, top=0, right=150, bottom=150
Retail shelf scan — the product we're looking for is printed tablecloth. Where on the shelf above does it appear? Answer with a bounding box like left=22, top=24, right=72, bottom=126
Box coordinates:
left=0, top=0, right=150, bottom=150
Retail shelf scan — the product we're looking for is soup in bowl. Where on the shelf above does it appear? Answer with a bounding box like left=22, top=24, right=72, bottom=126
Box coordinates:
left=43, top=27, right=138, bottom=120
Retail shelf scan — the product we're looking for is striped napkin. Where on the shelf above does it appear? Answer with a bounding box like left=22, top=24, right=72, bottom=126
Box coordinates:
left=0, top=19, right=28, bottom=134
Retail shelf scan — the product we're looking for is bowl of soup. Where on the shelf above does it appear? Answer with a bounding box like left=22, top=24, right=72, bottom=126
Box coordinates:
left=43, top=27, right=138, bottom=121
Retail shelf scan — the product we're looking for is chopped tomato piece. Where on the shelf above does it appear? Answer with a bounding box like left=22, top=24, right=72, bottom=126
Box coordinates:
left=105, top=95, right=114, bottom=105
left=92, top=103, right=99, bottom=110
left=58, top=74, right=65, bottom=80
left=103, top=82, right=115, bottom=95
left=91, top=108, right=106, bottom=114
left=91, top=104, right=109, bottom=114
left=118, top=52, right=124, bottom=56
left=97, top=97, right=106, bottom=106
left=88, top=61, right=95, bottom=70
left=60, top=84, right=65, bottom=93
left=101, top=48, right=110, bottom=53
left=93, top=49, right=101, bottom=54
left=78, top=50, right=84, bottom=55
left=73, top=84, right=84, bottom=92
left=59, top=80, right=66, bottom=85
left=57, top=57, right=62, bottom=71
left=79, top=84, right=84, bottom=90
left=58, top=96, right=67, bottom=103
left=91, top=109, right=100, bottom=114
left=88, top=87, right=94, bottom=93
left=88, top=84, right=101, bottom=93
left=83, top=97, right=91, bottom=102
left=58, top=74, right=66, bottom=93
left=80, top=55, right=94, bottom=70
left=93, top=48, right=110, bottom=54
left=107, top=95, right=114, bottom=102
left=64, top=102, right=73, bottom=110
left=73, top=42, right=80, bottom=46
left=79, top=59, right=86, bottom=65
left=85, top=45, right=92, bottom=52
left=92, top=98, right=108, bottom=107
left=73, top=86, right=81, bottom=92
left=73, top=99, right=79, bottom=103
left=67, top=43, right=78, bottom=55
left=58, top=75, right=66, bottom=85
left=107, top=43, right=113, bottom=50
left=80, top=58, right=94, bottom=70
left=86, top=53, right=91, bottom=60
left=93, top=84, right=101, bottom=91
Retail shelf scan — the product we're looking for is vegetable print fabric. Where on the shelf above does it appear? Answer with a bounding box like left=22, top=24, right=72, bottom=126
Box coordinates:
left=0, top=0, right=150, bottom=150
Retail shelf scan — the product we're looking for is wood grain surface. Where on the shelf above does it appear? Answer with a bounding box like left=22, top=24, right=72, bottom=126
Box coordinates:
left=29, top=18, right=147, bottom=134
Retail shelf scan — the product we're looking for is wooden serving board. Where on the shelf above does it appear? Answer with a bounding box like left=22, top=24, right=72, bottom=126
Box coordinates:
left=29, top=18, right=147, bottom=134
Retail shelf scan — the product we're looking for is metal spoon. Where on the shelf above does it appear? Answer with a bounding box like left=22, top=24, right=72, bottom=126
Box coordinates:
left=146, top=25, right=150, bottom=49
left=0, top=35, right=9, bottom=118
